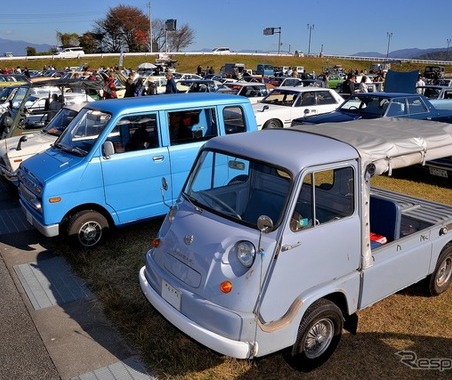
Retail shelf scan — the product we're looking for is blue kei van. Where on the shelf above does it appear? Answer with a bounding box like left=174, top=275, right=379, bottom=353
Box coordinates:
left=17, top=93, right=257, bottom=248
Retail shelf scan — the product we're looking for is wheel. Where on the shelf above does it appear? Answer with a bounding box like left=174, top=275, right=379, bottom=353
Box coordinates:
left=290, top=299, right=343, bottom=372
left=428, top=244, right=452, bottom=296
left=67, top=210, right=109, bottom=249
left=263, top=119, right=282, bottom=129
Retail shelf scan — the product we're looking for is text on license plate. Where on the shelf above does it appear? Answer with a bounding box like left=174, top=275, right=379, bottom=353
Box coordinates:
left=429, top=167, right=448, bottom=178
left=161, top=280, right=181, bottom=310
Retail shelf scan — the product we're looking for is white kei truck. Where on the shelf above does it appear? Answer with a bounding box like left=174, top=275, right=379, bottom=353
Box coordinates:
left=139, top=118, right=452, bottom=371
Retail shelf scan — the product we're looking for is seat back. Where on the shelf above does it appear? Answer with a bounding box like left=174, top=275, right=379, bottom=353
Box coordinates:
left=369, top=196, right=401, bottom=241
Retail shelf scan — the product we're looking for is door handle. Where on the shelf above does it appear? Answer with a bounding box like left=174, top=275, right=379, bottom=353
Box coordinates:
left=281, top=241, right=302, bottom=251
left=153, top=155, right=164, bottom=162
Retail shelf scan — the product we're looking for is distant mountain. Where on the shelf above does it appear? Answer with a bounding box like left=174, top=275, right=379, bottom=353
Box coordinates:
left=0, top=38, right=53, bottom=56
left=352, top=47, right=446, bottom=59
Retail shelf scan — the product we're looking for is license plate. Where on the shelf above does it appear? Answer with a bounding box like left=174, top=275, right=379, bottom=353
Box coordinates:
left=161, top=280, right=181, bottom=310
left=429, top=167, right=448, bottom=178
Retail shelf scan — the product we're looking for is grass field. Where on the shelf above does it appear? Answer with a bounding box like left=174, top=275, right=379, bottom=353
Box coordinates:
left=51, top=165, right=452, bottom=380
left=5, top=54, right=450, bottom=79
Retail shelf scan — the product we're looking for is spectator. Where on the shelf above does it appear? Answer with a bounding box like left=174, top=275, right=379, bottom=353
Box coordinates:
left=104, top=72, right=117, bottom=99
left=342, top=74, right=356, bottom=95
left=416, top=74, right=426, bottom=94
left=165, top=73, right=177, bottom=94
left=124, top=72, right=136, bottom=97
left=47, top=94, right=62, bottom=122
left=358, top=76, right=369, bottom=93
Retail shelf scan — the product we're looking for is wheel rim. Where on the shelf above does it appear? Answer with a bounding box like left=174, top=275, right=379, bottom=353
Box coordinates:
left=436, top=256, right=452, bottom=288
left=79, top=221, right=102, bottom=248
left=304, top=318, right=334, bottom=359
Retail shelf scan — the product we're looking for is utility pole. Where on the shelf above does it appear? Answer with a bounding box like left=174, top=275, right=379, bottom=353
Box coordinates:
left=447, top=38, right=451, bottom=61
left=307, top=24, right=314, bottom=55
left=386, top=32, right=393, bottom=59
left=148, top=1, right=153, bottom=53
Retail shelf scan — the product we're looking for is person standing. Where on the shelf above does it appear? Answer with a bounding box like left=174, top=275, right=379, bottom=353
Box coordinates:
left=104, top=72, right=117, bottom=99
left=416, top=74, right=426, bottom=94
left=342, top=74, right=356, bottom=95
left=124, top=72, right=136, bottom=97
left=165, top=73, right=177, bottom=94
left=358, top=75, right=369, bottom=93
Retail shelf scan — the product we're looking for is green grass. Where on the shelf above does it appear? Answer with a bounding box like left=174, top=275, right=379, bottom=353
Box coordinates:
left=50, top=165, right=452, bottom=380
left=6, top=54, right=448, bottom=78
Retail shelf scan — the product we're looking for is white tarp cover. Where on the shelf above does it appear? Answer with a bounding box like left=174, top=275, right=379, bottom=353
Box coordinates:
left=294, top=117, right=452, bottom=175
left=295, top=117, right=452, bottom=269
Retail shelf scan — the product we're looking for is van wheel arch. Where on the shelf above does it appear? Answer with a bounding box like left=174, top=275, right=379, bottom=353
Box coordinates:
left=263, top=119, right=283, bottom=129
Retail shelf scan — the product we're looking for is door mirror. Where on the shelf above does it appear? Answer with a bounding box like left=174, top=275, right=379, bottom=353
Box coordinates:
left=103, top=141, right=115, bottom=158
left=257, top=215, right=274, bottom=233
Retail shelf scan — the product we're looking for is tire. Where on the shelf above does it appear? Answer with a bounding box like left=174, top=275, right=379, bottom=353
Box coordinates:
left=428, top=244, right=452, bottom=296
left=263, top=119, right=282, bottom=129
left=67, top=210, right=109, bottom=249
left=290, top=299, right=343, bottom=372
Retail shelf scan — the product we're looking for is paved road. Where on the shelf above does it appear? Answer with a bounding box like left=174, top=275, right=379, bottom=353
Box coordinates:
left=0, top=180, right=153, bottom=380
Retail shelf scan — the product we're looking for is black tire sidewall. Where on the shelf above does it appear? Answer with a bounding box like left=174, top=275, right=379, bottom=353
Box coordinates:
left=291, top=299, right=343, bottom=372
left=429, top=245, right=452, bottom=296
left=67, top=210, right=109, bottom=249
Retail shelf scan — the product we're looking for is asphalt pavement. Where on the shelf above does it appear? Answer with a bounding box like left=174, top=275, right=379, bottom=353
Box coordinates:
left=0, top=179, right=154, bottom=380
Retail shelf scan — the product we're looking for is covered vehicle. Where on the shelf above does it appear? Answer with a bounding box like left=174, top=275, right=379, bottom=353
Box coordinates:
left=0, top=102, right=87, bottom=184
left=293, top=92, right=452, bottom=125
left=252, top=86, right=344, bottom=129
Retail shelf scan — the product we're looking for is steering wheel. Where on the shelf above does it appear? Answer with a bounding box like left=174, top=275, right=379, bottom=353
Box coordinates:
left=199, top=191, right=242, bottom=219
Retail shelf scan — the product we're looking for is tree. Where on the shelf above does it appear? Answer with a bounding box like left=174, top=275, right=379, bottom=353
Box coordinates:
left=167, top=24, right=195, bottom=52
left=57, top=32, right=81, bottom=48
left=79, top=32, right=101, bottom=54
left=94, top=5, right=150, bottom=53
left=26, top=46, right=36, bottom=56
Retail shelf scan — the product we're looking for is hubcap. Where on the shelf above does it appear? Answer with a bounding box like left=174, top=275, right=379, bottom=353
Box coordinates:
left=79, top=222, right=102, bottom=247
left=304, top=318, right=334, bottom=359
left=436, top=256, right=452, bottom=287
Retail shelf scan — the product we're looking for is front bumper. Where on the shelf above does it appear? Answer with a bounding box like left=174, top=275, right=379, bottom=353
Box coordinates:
left=139, top=265, right=255, bottom=359
left=19, top=199, right=59, bottom=237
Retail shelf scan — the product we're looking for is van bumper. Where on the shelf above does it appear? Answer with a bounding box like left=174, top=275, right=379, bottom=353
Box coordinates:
left=19, top=199, right=59, bottom=237
left=139, top=266, right=254, bottom=359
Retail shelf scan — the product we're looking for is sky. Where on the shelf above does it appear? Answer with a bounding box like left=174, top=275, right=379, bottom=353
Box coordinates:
left=3, top=0, right=452, bottom=56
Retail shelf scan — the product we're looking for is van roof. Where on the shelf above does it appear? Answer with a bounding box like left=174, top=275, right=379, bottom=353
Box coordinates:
left=84, top=93, right=251, bottom=115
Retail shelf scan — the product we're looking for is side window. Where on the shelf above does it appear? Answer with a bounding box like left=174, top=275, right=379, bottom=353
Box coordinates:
left=169, top=108, right=218, bottom=145
left=223, top=106, right=246, bottom=134
left=291, top=167, right=354, bottom=232
left=407, top=97, right=428, bottom=114
left=316, top=91, right=337, bottom=105
left=109, top=113, right=159, bottom=153
left=299, top=92, right=316, bottom=106
left=386, top=99, right=406, bottom=117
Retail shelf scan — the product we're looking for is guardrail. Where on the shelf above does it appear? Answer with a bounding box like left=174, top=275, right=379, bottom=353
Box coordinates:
left=0, top=52, right=451, bottom=66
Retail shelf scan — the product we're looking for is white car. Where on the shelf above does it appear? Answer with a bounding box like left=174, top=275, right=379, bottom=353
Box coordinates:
left=219, top=81, right=269, bottom=104
left=0, top=102, right=86, bottom=184
left=55, top=47, right=85, bottom=58
left=252, top=86, right=344, bottom=129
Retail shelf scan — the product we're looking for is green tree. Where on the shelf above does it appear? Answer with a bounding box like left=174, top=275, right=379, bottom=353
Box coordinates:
left=79, top=32, right=100, bottom=54
left=26, top=46, right=36, bottom=56
left=57, top=32, right=81, bottom=48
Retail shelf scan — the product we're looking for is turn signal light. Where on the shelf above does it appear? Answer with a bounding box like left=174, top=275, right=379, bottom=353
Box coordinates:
left=48, top=197, right=61, bottom=203
left=220, top=280, right=233, bottom=294
left=152, top=238, right=160, bottom=248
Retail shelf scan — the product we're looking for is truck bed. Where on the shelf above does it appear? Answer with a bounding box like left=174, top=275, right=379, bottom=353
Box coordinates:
left=370, top=186, right=452, bottom=238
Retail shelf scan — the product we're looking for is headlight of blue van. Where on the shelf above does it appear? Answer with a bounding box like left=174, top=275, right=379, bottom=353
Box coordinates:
left=233, top=241, right=256, bottom=268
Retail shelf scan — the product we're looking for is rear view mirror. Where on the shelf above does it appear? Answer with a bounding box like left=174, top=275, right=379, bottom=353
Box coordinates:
left=103, top=141, right=115, bottom=158
left=257, top=215, right=274, bottom=233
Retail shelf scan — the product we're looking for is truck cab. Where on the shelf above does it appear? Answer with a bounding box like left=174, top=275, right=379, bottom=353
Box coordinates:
left=139, top=118, right=452, bottom=370
left=17, top=93, right=257, bottom=248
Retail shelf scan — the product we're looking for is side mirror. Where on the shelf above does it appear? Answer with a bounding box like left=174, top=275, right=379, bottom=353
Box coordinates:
left=5, top=116, right=13, bottom=127
left=16, top=135, right=27, bottom=151
left=103, top=141, right=115, bottom=158
left=257, top=215, right=274, bottom=233
left=304, top=109, right=310, bottom=115
left=262, top=105, right=269, bottom=112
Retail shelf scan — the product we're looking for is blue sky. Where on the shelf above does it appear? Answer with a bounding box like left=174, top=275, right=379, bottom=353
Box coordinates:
left=3, top=0, right=452, bottom=55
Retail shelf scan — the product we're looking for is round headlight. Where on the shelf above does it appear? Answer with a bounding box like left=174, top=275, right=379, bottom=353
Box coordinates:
left=234, top=240, right=256, bottom=268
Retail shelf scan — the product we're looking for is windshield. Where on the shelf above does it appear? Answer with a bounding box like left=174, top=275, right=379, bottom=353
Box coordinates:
left=339, top=95, right=390, bottom=117
left=54, top=108, right=111, bottom=156
left=261, top=88, right=299, bottom=107
left=43, top=107, right=79, bottom=137
left=183, top=150, right=292, bottom=227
